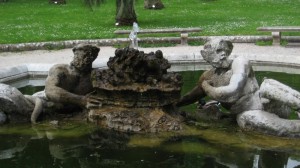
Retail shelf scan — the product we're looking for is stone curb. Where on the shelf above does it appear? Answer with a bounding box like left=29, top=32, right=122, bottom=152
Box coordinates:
left=1, top=35, right=300, bottom=52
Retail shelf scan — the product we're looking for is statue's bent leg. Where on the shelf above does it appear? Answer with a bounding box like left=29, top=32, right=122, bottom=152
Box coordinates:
left=260, top=79, right=300, bottom=110
left=0, top=110, right=7, bottom=124
left=237, top=110, right=300, bottom=137
left=24, top=95, right=44, bottom=124
left=31, top=98, right=43, bottom=124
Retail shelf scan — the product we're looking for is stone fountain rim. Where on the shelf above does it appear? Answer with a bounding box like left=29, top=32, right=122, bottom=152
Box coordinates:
left=1, top=60, right=300, bottom=84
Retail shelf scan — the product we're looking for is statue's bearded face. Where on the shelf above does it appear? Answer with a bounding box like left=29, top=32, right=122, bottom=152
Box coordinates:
left=72, top=49, right=94, bottom=71
left=71, top=44, right=99, bottom=72
left=201, top=40, right=233, bottom=69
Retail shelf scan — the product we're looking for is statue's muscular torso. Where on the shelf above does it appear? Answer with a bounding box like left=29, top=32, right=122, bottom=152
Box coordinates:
left=49, top=64, right=93, bottom=95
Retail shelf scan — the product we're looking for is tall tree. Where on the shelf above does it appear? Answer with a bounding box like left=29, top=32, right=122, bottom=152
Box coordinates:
left=144, top=0, right=164, bottom=9
left=84, top=0, right=105, bottom=11
left=116, top=0, right=137, bottom=26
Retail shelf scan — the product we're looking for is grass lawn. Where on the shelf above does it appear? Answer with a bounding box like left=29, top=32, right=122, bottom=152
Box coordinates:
left=0, top=0, right=300, bottom=44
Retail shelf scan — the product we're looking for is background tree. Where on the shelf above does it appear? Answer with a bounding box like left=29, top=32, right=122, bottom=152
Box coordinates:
left=116, top=0, right=137, bottom=26
left=84, top=0, right=105, bottom=11
left=144, top=0, right=164, bottom=9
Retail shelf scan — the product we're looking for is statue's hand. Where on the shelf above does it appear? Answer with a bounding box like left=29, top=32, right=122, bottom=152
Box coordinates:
left=86, top=95, right=102, bottom=109
left=201, top=100, right=220, bottom=109
left=202, top=80, right=213, bottom=89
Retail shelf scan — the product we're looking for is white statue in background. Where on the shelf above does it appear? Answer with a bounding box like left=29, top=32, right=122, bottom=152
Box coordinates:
left=129, top=22, right=139, bottom=49
left=177, top=38, right=300, bottom=138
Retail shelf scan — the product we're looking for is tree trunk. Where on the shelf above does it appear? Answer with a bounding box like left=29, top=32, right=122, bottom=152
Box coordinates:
left=84, top=0, right=104, bottom=7
left=84, top=0, right=105, bottom=11
left=144, top=0, right=164, bottom=9
left=116, top=0, right=137, bottom=26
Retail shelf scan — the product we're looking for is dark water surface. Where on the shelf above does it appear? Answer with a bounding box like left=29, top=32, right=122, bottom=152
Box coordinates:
left=1, top=70, right=300, bottom=168
left=1, top=122, right=300, bottom=168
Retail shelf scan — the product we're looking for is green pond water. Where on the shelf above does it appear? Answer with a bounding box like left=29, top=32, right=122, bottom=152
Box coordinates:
left=1, top=70, right=300, bottom=168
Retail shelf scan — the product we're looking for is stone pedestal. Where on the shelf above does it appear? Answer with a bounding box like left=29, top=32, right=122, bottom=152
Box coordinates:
left=271, top=32, right=281, bottom=46
left=89, top=107, right=181, bottom=133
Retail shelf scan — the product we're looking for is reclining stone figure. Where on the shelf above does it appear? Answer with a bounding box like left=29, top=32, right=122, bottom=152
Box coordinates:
left=0, top=83, right=44, bottom=124
left=0, top=44, right=102, bottom=124
left=177, top=38, right=300, bottom=138
left=45, top=43, right=102, bottom=112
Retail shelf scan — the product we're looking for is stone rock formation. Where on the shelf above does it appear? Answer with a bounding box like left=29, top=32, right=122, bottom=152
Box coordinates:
left=89, top=48, right=183, bottom=132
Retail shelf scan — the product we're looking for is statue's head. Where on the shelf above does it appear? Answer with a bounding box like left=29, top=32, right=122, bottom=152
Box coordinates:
left=71, top=44, right=100, bottom=71
left=201, top=39, right=233, bottom=69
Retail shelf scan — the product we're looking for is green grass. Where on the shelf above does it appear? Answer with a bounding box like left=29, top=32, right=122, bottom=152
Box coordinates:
left=0, top=0, right=300, bottom=44
left=255, top=40, right=273, bottom=46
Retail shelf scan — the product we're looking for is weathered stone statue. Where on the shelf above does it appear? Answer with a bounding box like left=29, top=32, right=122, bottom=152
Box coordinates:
left=129, top=22, right=139, bottom=49
left=45, top=44, right=102, bottom=112
left=177, top=38, right=300, bottom=138
left=89, top=47, right=183, bottom=132
left=0, top=83, right=44, bottom=124
left=0, top=44, right=102, bottom=124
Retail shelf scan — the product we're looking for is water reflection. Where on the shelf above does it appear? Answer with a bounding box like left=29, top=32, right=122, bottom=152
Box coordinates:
left=1, top=123, right=300, bottom=168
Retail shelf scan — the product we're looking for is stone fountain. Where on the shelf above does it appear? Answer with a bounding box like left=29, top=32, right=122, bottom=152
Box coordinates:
left=88, top=47, right=183, bottom=132
left=2, top=39, right=300, bottom=138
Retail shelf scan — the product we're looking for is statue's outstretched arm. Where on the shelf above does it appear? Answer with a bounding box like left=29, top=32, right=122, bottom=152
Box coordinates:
left=176, top=71, right=210, bottom=107
left=176, top=85, right=205, bottom=107
left=202, top=74, right=247, bottom=102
